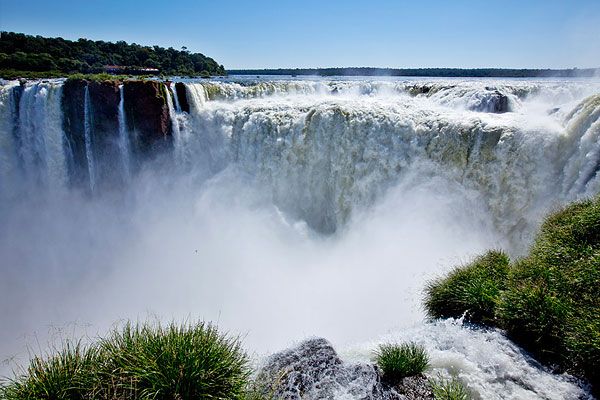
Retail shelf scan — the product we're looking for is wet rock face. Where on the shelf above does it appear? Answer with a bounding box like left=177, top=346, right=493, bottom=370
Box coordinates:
left=62, top=79, right=88, bottom=186
left=175, top=82, right=190, bottom=113
left=123, top=80, right=172, bottom=155
left=470, top=90, right=509, bottom=113
left=255, top=338, right=433, bottom=400
left=62, top=79, right=125, bottom=189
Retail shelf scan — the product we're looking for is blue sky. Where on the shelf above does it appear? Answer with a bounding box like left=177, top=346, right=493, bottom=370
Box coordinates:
left=1, top=0, right=599, bottom=69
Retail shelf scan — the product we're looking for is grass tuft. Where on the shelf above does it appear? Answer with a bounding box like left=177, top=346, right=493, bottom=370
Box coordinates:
left=1, top=321, right=250, bottom=400
left=424, top=250, right=510, bottom=324
left=374, top=342, right=430, bottom=384
left=429, top=374, right=470, bottom=400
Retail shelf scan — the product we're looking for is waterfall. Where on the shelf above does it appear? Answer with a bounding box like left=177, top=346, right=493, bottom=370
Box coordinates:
left=1, top=77, right=599, bottom=249
left=118, top=84, right=131, bottom=181
left=83, top=85, right=96, bottom=192
left=172, top=83, right=182, bottom=112
left=1, top=77, right=598, bottom=399
left=0, top=81, right=68, bottom=193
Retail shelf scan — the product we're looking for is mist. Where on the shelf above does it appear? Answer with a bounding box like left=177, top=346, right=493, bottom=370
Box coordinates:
left=0, top=155, right=501, bottom=372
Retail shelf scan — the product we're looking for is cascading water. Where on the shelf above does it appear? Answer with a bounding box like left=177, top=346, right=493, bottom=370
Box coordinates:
left=117, top=84, right=131, bottom=181
left=0, top=80, right=67, bottom=196
left=83, top=84, right=96, bottom=192
left=0, top=77, right=599, bottom=399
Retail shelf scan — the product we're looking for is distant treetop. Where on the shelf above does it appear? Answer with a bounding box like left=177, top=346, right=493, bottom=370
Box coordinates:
left=0, top=31, right=226, bottom=76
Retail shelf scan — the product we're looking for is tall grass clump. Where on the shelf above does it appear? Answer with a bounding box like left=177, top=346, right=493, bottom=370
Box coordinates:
left=423, top=196, right=600, bottom=392
left=1, top=321, right=251, bottom=400
left=374, top=342, right=430, bottom=384
left=96, top=321, right=250, bottom=399
left=429, top=374, right=470, bottom=400
left=498, top=197, right=600, bottom=387
left=1, top=341, right=100, bottom=400
left=424, top=250, right=510, bottom=324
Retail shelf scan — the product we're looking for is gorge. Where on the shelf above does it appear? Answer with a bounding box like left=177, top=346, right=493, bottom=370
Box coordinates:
left=1, top=76, right=599, bottom=399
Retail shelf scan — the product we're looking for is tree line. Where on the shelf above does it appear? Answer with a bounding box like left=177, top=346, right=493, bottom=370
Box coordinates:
left=230, top=67, right=600, bottom=78
left=0, top=31, right=225, bottom=76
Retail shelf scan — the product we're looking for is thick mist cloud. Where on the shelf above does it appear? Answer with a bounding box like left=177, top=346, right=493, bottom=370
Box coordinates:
left=0, top=162, right=500, bottom=372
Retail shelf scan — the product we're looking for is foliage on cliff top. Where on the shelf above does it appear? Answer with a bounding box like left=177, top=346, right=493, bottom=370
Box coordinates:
left=0, top=31, right=225, bottom=77
left=424, top=196, right=600, bottom=391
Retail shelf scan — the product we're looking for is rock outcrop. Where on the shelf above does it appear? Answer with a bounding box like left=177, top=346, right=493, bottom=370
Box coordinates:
left=254, top=338, right=433, bottom=400
left=62, top=78, right=125, bottom=189
left=175, top=82, right=190, bottom=113
left=471, top=89, right=509, bottom=113
left=123, top=80, right=172, bottom=155
left=62, top=78, right=90, bottom=187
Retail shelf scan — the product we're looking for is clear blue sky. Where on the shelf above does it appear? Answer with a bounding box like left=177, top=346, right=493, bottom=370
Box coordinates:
left=1, top=0, right=599, bottom=69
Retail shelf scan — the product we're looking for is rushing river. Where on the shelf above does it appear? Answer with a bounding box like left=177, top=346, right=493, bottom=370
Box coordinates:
left=1, top=76, right=598, bottom=399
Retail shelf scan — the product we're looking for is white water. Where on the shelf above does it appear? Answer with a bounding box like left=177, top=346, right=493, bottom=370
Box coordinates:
left=0, top=77, right=598, bottom=398
left=83, top=84, right=96, bottom=192
left=117, top=84, right=131, bottom=181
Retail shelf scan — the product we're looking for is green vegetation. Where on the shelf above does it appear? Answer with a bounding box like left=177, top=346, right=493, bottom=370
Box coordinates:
left=374, top=342, right=430, bottom=384
left=429, top=374, right=470, bottom=400
left=229, top=67, right=600, bottom=78
left=424, top=251, right=510, bottom=325
left=424, top=196, right=600, bottom=390
left=1, top=321, right=250, bottom=400
left=0, top=31, right=225, bottom=79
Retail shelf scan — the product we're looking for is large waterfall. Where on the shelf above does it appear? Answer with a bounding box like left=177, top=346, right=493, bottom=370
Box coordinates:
left=1, top=77, right=599, bottom=399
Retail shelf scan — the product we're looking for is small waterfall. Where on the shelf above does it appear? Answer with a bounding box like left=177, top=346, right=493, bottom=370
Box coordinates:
left=118, top=84, right=131, bottom=181
left=172, top=83, right=182, bottom=112
left=84, top=85, right=96, bottom=192
left=5, top=81, right=68, bottom=192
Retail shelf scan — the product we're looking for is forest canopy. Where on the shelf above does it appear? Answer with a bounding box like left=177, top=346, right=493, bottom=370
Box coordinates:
left=0, top=31, right=225, bottom=76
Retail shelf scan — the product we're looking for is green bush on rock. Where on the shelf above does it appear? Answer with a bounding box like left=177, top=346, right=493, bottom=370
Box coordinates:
left=374, top=342, right=430, bottom=384
left=424, top=196, right=600, bottom=391
left=424, top=250, right=510, bottom=325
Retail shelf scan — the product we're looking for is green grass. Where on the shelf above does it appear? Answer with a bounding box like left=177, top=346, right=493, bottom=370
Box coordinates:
left=424, top=250, right=510, bottom=325
left=424, top=196, right=600, bottom=391
left=429, top=374, right=470, bottom=400
left=1, top=341, right=101, bottom=400
left=1, top=321, right=250, bottom=400
left=374, top=342, right=430, bottom=384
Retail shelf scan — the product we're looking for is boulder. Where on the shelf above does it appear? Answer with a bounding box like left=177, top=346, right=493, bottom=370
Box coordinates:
left=254, top=338, right=433, bottom=400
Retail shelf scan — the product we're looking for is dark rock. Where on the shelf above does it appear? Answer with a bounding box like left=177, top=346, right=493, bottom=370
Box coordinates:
left=62, top=78, right=127, bottom=190
left=123, top=80, right=172, bottom=155
left=175, top=82, right=190, bottom=113
left=88, top=80, right=125, bottom=188
left=470, top=90, right=510, bottom=113
left=255, top=338, right=433, bottom=400
left=62, top=79, right=89, bottom=187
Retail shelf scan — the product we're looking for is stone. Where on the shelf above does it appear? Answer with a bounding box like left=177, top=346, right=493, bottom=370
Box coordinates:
left=123, top=80, right=172, bottom=155
left=254, top=338, right=434, bottom=400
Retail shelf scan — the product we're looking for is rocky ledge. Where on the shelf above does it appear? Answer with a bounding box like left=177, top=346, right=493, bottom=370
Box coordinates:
left=253, top=338, right=434, bottom=400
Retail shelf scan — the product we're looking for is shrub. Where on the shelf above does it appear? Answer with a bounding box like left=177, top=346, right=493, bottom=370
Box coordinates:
left=424, top=250, right=510, bottom=324
left=423, top=196, right=600, bottom=392
left=498, top=197, right=600, bottom=386
left=96, top=321, right=250, bottom=400
left=374, top=342, right=430, bottom=384
left=0, top=341, right=101, bottom=400
left=1, top=321, right=250, bottom=400
left=429, top=374, right=470, bottom=400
